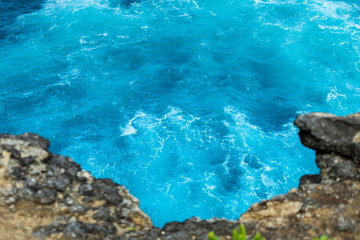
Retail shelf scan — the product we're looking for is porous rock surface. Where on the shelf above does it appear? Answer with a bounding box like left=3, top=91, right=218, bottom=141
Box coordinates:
left=1, top=112, right=360, bottom=240
left=0, top=133, right=152, bottom=240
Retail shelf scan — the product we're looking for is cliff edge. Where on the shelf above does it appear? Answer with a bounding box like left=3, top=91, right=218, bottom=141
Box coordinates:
left=0, top=133, right=152, bottom=240
left=1, top=112, right=359, bottom=239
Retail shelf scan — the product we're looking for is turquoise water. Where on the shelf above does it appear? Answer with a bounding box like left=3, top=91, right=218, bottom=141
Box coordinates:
left=1, top=0, right=360, bottom=227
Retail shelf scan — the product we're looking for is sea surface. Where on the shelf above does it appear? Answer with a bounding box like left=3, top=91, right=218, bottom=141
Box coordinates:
left=1, top=0, right=360, bottom=227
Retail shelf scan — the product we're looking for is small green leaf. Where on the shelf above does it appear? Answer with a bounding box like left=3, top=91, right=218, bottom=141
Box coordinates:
left=239, top=224, right=246, bottom=240
left=208, top=231, right=219, bottom=240
left=233, top=229, right=239, bottom=240
left=253, top=233, right=261, bottom=240
left=252, top=233, right=265, bottom=240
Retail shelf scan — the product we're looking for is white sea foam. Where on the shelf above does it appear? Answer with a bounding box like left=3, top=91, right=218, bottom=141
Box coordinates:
left=2, top=0, right=359, bottom=228
left=121, top=112, right=146, bottom=136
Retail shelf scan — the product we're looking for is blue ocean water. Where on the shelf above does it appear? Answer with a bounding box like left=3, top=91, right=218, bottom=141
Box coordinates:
left=1, top=0, right=360, bottom=227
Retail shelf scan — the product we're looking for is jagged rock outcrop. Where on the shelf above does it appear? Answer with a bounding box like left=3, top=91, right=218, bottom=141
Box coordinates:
left=1, top=112, right=360, bottom=240
left=0, top=133, right=152, bottom=240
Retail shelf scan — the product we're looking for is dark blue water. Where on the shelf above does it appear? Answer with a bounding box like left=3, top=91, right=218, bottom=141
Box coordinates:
left=1, top=0, right=360, bottom=227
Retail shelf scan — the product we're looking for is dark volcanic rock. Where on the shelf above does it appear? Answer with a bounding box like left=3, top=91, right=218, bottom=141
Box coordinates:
left=34, top=188, right=58, bottom=205
left=294, top=112, right=360, bottom=162
left=0, top=133, right=152, bottom=240
left=159, top=217, right=241, bottom=240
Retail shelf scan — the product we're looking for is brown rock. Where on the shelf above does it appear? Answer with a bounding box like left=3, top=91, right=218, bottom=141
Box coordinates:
left=0, top=133, right=152, bottom=240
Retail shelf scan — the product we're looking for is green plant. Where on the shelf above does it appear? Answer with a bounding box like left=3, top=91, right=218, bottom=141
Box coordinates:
left=208, top=231, right=219, bottom=240
left=126, top=227, right=136, bottom=231
left=208, top=224, right=265, bottom=240
left=208, top=224, right=333, bottom=240
left=313, top=235, right=335, bottom=240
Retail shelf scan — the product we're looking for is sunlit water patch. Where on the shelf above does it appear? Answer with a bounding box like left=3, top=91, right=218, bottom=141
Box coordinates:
left=1, top=0, right=360, bottom=227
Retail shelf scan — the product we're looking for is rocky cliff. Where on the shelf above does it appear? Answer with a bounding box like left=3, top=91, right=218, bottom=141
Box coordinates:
left=1, top=112, right=359, bottom=240
left=0, top=133, right=152, bottom=240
